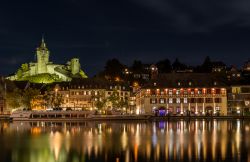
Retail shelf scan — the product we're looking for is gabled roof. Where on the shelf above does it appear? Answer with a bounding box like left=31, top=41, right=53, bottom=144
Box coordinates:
left=143, top=73, right=228, bottom=88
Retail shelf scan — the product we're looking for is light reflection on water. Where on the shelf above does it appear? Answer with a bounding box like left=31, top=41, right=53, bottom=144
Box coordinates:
left=0, top=120, right=250, bottom=162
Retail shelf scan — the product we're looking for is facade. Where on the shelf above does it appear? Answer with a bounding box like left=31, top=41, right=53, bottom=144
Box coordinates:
left=226, top=66, right=242, bottom=81
left=135, top=73, right=228, bottom=116
left=0, top=96, right=4, bottom=114
left=227, top=85, right=250, bottom=115
left=0, top=77, right=6, bottom=114
left=52, top=79, right=131, bottom=111
left=7, top=38, right=87, bottom=83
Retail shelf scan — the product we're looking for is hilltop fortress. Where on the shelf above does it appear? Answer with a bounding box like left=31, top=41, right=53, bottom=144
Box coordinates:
left=7, top=38, right=87, bottom=83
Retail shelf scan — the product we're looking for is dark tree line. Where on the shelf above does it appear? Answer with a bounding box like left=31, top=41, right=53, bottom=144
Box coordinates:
left=98, top=56, right=227, bottom=81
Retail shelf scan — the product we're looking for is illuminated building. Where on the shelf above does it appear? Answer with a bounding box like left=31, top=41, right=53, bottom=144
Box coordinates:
left=52, top=79, right=130, bottom=110
left=7, top=38, right=87, bottom=83
left=227, top=85, right=250, bottom=115
left=135, top=73, right=228, bottom=116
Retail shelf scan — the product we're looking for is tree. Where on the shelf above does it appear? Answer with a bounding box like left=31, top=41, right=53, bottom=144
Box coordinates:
left=95, top=99, right=107, bottom=111
left=21, top=63, right=29, bottom=72
left=5, top=88, right=22, bottom=109
left=42, top=92, right=53, bottom=108
left=108, top=89, right=120, bottom=109
left=131, top=60, right=144, bottom=73
left=104, top=58, right=125, bottom=79
left=21, top=87, right=40, bottom=109
left=51, top=94, right=63, bottom=108
left=201, top=56, right=212, bottom=73
left=156, top=59, right=172, bottom=73
left=119, top=99, right=129, bottom=114
left=172, top=58, right=187, bottom=71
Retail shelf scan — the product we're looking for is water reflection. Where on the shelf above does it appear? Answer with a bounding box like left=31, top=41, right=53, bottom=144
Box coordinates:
left=0, top=120, right=250, bottom=162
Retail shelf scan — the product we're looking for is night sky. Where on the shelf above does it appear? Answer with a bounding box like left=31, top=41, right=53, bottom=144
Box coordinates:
left=0, top=0, right=250, bottom=76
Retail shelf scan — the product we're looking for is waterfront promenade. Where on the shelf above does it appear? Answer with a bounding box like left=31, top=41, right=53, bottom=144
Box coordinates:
left=3, top=112, right=250, bottom=121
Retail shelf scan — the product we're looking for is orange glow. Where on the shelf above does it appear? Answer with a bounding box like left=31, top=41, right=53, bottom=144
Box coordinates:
left=115, top=77, right=120, bottom=81
left=31, top=127, right=42, bottom=135
left=134, top=144, right=138, bottom=162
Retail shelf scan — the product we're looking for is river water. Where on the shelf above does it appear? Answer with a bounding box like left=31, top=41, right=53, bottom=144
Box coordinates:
left=0, top=120, right=250, bottom=162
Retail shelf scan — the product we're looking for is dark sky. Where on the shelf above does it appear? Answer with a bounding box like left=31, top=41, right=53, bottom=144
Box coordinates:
left=0, top=0, right=250, bottom=76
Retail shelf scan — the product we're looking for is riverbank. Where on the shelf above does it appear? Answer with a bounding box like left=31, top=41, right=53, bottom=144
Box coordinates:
left=0, top=114, right=10, bottom=120
left=5, top=114, right=250, bottom=121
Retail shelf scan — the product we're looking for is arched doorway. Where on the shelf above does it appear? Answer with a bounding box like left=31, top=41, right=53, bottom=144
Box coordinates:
left=158, top=107, right=166, bottom=116
left=153, top=107, right=166, bottom=116
left=205, top=106, right=213, bottom=116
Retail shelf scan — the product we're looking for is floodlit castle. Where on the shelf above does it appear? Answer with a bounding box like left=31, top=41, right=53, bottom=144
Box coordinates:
left=7, top=38, right=87, bottom=83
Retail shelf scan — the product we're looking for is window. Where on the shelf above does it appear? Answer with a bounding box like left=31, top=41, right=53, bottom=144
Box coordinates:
left=160, top=98, right=165, bottom=104
left=169, top=90, right=173, bottom=95
left=150, top=98, right=157, bottom=104
left=197, top=98, right=204, bottom=103
left=214, top=98, right=222, bottom=103
left=216, top=89, right=220, bottom=94
left=178, top=82, right=181, bottom=86
left=176, top=98, right=181, bottom=103
left=176, top=90, right=180, bottom=95
left=189, top=82, right=192, bottom=86
left=197, top=90, right=202, bottom=94
left=190, top=98, right=195, bottom=103
left=205, top=98, right=213, bottom=103
left=169, top=98, right=173, bottom=103
left=184, top=98, right=188, bottom=103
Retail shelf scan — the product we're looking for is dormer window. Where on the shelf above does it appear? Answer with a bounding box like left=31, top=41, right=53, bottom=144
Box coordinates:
left=214, top=82, right=217, bottom=86
left=178, top=82, right=181, bottom=86
left=189, top=82, right=192, bottom=86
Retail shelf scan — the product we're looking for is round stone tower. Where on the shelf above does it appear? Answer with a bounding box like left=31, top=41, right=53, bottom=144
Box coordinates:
left=36, top=38, right=49, bottom=74
left=71, top=58, right=80, bottom=75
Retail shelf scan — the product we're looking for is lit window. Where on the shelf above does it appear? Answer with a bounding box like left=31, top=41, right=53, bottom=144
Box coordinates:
left=169, top=90, right=173, bottom=95
left=176, top=98, right=181, bottom=103
left=160, top=98, right=165, bottom=104
left=184, top=98, right=188, bottom=103
left=169, top=98, right=173, bottom=103
left=151, top=98, right=157, bottom=104
left=176, top=90, right=180, bottom=95
left=189, top=82, right=192, bottom=86
left=178, top=82, right=181, bottom=86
